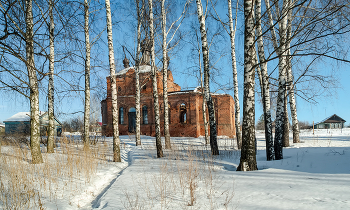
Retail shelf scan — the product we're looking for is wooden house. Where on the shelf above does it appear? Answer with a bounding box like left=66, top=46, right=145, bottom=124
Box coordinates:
left=4, top=112, right=62, bottom=136
left=314, top=114, right=346, bottom=129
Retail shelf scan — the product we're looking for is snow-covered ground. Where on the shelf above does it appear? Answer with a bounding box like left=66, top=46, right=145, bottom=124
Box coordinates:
left=1, top=128, right=350, bottom=209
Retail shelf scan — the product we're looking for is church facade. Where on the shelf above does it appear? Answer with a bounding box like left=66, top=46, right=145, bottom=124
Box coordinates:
left=101, top=65, right=236, bottom=138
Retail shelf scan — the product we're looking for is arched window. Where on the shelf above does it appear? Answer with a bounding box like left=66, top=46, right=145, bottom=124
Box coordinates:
left=119, top=107, right=124, bottom=124
left=142, top=106, right=148, bottom=124
left=118, top=86, right=121, bottom=92
left=180, top=103, right=187, bottom=123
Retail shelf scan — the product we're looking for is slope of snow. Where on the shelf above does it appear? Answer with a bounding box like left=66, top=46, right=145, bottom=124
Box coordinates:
left=1, top=129, right=350, bottom=209
left=80, top=129, right=350, bottom=209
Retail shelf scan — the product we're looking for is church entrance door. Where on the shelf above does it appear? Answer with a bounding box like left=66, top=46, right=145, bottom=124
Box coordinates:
left=128, top=108, right=136, bottom=133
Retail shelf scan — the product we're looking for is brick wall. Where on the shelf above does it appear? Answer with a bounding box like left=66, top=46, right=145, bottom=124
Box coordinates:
left=102, top=66, right=236, bottom=138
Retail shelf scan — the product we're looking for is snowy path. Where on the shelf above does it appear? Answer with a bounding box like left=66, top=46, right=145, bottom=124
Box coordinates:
left=80, top=131, right=350, bottom=210
left=89, top=147, right=134, bottom=209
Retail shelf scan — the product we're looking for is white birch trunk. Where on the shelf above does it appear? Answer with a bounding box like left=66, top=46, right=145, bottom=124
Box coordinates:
left=196, top=0, right=219, bottom=155
left=83, top=0, right=90, bottom=150
left=255, top=0, right=274, bottom=160
left=105, top=0, right=121, bottom=162
left=286, top=0, right=300, bottom=143
left=264, top=0, right=279, bottom=54
left=135, top=0, right=141, bottom=146
left=26, top=0, right=43, bottom=164
left=288, top=68, right=300, bottom=143
left=149, top=0, right=163, bottom=158
left=255, top=54, right=263, bottom=91
left=198, top=44, right=209, bottom=145
left=237, top=0, right=257, bottom=171
left=161, top=0, right=171, bottom=149
left=202, top=92, right=209, bottom=144
left=47, top=0, right=55, bottom=153
left=283, top=90, right=290, bottom=147
left=273, top=0, right=289, bottom=160
left=227, top=0, right=242, bottom=149
left=274, top=70, right=286, bottom=159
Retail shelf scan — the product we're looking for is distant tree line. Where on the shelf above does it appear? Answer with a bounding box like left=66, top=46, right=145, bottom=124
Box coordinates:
left=256, top=114, right=312, bottom=131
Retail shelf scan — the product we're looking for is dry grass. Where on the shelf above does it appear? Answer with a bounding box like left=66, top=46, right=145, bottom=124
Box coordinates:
left=123, top=138, right=237, bottom=210
left=0, top=135, right=237, bottom=209
left=0, top=135, right=110, bottom=209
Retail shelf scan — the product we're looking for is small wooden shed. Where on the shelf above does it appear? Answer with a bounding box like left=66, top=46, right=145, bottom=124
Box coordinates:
left=314, top=114, right=346, bottom=129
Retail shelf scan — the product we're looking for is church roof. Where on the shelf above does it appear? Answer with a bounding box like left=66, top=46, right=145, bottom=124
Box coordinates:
left=115, top=65, right=151, bottom=76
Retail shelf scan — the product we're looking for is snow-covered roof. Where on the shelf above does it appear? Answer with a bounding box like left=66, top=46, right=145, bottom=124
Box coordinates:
left=4, top=112, right=31, bottom=122
left=4, top=112, right=46, bottom=122
left=193, top=86, right=201, bottom=92
left=211, top=93, right=228, bottom=96
left=168, top=89, right=228, bottom=96
left=315, top=114, right=346, bottom=125
left=168, top=90, right=197, bottom=95
left=0, top=123, right=5, bottom=127
left=115, top=65, right=151, bottom=76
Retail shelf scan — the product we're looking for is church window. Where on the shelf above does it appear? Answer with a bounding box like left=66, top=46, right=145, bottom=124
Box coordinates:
left=142, top=106, right=148, bottom=124
left=180, top=103, right=187, bottom=123
left=119, top=107, right=124, bottom=124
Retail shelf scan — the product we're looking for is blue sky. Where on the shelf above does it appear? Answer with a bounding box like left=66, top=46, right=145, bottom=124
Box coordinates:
left=1, top=65, right=349, bottom=125
left=293, top=68, right=350, bottom=124
left=1, top=0, right=349, bottom=127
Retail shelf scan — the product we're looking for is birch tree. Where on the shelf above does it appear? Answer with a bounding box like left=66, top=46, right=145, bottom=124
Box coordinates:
left=264, top=0, right=288, bottom=160
left=237, top=0, right=257, bottom=171
left=105, top=0, right=121, bottom=162
left=26, top=0, right=43, bottom=164
left=264, top=0, right=299, bottom=147
left=198, top=37, right=209, bottom=144
left=189, top=26, right=209, bottom=144
left=283, top=91, right=289, bottom=147
left=227, top=0, right=242, bottom=149
left=278, top=0, right=298, bottom=145
left=0, top=0, right=60, bottom=163
left=160, top=0, right=188, bottom=149
left=47, top=0, right=55, bottom=153
left=161, top=0, right=171, bottom=149
left=135, top=0, right=142, bottom=146
left=255, top=0, right=274, bottom=160
left=149, top=0, right=163, bottom=158
left=286, top=0, right=299, bottom=143
left=195, top=0, right=219, bottom=155
left=260, top=0, right=350, bottom=155
left=83, top=0, right=91, bottom=150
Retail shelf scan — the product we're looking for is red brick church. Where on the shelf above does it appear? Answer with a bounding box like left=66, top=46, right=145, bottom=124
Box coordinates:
left=101, top=63, right=236, bottom=138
